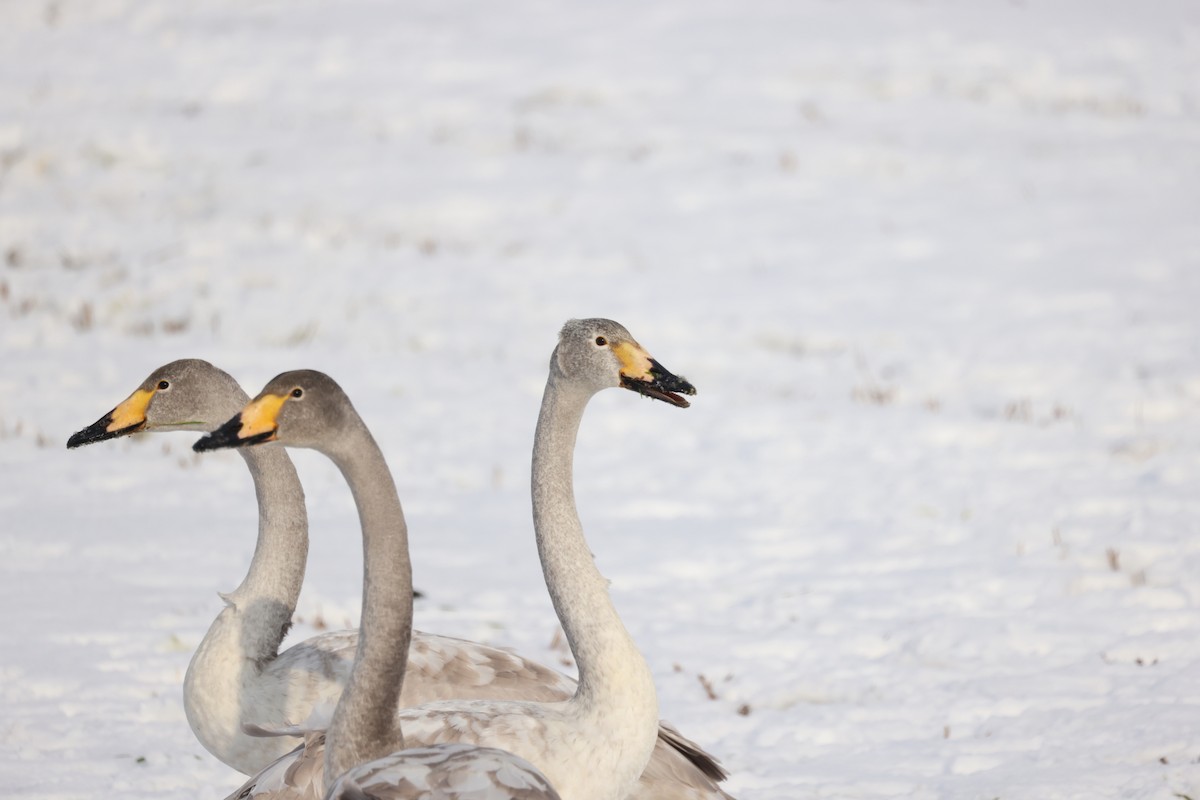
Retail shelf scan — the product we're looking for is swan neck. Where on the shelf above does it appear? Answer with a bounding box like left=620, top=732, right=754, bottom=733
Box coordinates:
left=182, top=435, right=309, bottom=770
left=231, top=445, right=309, bottom=624
left=323, top=418, right=412, bottom=788
left=531, top=374, right=655, bottom=709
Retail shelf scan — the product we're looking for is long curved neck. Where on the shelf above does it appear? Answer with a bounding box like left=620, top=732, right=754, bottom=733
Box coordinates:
left=322, top=416, right=412, bottom=789
left=531, top=372, right=656, bottom=711
left=183, top=424, right=309, bottom=771
left=224, top=445, right=309, bottom=653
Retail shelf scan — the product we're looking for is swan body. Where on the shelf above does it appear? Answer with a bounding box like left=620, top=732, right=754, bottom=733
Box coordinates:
left=197, top=369, right=560, bottom=799
left=202, top=320, right=721, bottom=800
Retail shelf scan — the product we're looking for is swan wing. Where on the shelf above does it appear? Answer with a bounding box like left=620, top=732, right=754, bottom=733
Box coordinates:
left=223, top=733, right=325, bottom=800
left=402, top=633, right=577, bottom=703
left=262, top=629, right=575, bottom=721
left=327, top=743, right=562, bottom=800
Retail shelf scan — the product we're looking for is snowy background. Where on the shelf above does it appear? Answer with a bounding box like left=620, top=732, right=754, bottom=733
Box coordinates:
left=2, top=0, right=1199, bottom=797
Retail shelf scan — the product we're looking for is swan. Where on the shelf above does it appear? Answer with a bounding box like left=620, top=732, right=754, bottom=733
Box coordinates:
left=67, top=358, right=731, bottom=799
left=197, top=319, right=720, bottom=800
left=199, top=368, right=560, bottom=799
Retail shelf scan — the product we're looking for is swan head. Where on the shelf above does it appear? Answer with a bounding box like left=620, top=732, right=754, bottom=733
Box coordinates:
left=67, top=359, right=247, bottom=448
left=194, top=370, right=354, bottom=453
left=554, top=318, right=696, bottom=408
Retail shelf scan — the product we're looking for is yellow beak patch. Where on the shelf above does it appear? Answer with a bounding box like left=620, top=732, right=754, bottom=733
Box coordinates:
left=613, top=341, right=654, bottom=380
left=107, top=388, right=156, bottom=433
left=238, top=393, right=288, bottom=440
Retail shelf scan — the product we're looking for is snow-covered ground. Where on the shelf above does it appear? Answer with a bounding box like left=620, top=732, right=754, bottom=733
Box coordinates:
left=2, top=1, right=1199, bottom=797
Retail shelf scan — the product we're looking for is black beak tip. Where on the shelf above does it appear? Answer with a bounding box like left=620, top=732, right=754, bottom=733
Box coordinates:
left=194, top=415, right=273, bottom=452
left=193, top=415, right=243, bottom=452
left=66, top=415, right=123, bottom=449
left=647, top=359, right=697, bottom=398
left=621, top=372, right=697, bottom=409
left=192, top=434, right=219, bottom=453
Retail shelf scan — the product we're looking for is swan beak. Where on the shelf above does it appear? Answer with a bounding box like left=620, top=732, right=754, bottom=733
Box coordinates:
left=193, top=394, right=287, bottom=452
left=614, top=343, right=696, bottom=408
left=66, top=388, right=156, bottom=448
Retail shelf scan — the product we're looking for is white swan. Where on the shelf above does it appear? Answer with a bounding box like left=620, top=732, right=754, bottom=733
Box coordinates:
left=67, top=359, right=731, bottom=799
left=197, top=369, right=560, bottom=799
left=202, top=319, right=718, bottom=800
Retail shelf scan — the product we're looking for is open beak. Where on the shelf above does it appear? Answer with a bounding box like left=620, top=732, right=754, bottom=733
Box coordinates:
left=193, top=394, right=287, bottom=452
left=66, top=388, right=155, bottom=449
left=614, top=342, right=697, bottom=408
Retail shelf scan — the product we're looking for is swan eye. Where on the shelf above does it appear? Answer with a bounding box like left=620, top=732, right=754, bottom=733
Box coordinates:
left=595, top=336, right=607, bottom=347
left=157, top=380, right=170, bottom=390
left=291, top=388, right=304, bottom=399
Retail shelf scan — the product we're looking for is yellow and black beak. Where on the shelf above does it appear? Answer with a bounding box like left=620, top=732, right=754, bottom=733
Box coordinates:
left=193, top=394, right=288, bottom=452
left=66, top=388, right=156, bottom=449
left=613, top=342, right=697, bottom=408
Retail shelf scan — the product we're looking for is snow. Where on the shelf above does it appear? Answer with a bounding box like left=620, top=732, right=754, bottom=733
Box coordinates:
left=2, top=0, right=1199, bottom=797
